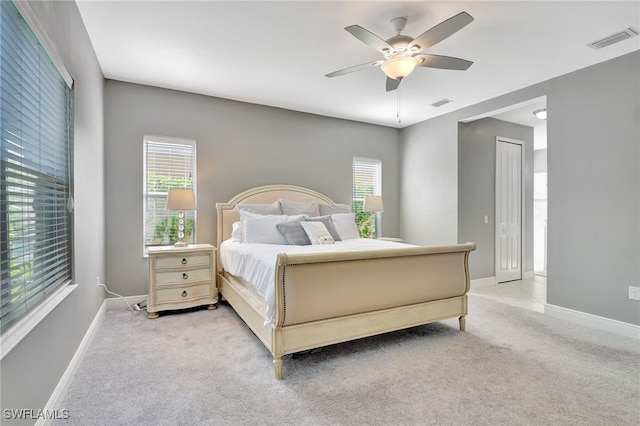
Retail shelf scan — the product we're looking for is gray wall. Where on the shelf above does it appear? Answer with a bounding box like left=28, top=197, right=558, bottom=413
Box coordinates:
left=104, top=81, right=401, bottom=297
left=547, top=52, right=639, bottom=325
left=458, top=118, right=534, bottom=279
left=1, top=1, right=105, bottom=423
left=399, top=117, right=459, bottom=245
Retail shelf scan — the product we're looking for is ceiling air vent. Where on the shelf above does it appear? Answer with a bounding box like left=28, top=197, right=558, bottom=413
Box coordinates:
left=431, top=99, right=453, bottom=108
left=588, top=28, right=638, bottom=50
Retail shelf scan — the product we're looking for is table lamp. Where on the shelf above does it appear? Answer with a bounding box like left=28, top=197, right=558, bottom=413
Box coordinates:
left=363, top=195, right=384, bottom=238
left=166, top=188, right=195, bottom=247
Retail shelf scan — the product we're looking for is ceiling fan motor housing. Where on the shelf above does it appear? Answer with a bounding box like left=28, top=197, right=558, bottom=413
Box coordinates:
left=384, top=35, right=415, bottom=57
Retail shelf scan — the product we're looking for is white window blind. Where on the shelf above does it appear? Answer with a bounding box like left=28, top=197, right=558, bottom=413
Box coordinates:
left=143, top=136, right=196, bottom=246
left=1, top=1, right=74, bottom=335
left=352, top=158, right=382, bottom=237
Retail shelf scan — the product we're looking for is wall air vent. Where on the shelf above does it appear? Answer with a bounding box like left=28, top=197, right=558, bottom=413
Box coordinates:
left=588, top=28, right=638, bottom=50
left=431, top=99, right=453, bottom=108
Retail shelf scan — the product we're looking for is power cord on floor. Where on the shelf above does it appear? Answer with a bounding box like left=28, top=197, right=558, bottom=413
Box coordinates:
left=97, top=278, right=146, bottom=316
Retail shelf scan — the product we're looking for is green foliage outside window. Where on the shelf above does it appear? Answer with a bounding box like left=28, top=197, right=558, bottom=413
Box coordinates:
left=353, top=179, right=377, bottom=238
left=353, top=199, right=376, bottom=238
left=358, top=213, right=375, bottom=238
left=152, top=216, right=194, bottom=245
left=147, top=173, right=193, bottom=192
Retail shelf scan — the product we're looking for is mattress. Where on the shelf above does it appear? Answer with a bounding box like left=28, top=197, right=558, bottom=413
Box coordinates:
left=220, top=238, right=413, bottom=328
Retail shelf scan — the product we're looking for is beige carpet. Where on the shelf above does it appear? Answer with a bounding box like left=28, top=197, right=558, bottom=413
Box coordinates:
left=54, top=294, right=639, bottom=425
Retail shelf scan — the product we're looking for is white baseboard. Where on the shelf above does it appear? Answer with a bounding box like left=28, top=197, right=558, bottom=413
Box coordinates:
left=37, top=300, right=107, bottom=426
left=545, top=303, right=640, bottom=339
left=471, top=277, right=496, bottom=287
left=471, top=272, right=535, bottom=287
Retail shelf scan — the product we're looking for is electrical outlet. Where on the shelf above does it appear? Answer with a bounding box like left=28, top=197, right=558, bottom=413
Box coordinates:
left=629, top=286, right=640, bottom=301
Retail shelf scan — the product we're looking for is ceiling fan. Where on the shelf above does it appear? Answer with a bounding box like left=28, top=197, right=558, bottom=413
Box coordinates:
left=326, top=12, right=474, bottom=91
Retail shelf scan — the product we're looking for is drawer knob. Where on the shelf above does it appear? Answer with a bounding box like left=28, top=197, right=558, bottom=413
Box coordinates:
left=182, top=273, right=189, bottom=280
left=182, top=290, right=187, bottom=297
left=181, top=258, right=188, bottom=265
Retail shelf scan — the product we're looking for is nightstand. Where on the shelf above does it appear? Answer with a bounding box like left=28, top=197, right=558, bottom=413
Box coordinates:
left=146, top=243, right=217, bottom=319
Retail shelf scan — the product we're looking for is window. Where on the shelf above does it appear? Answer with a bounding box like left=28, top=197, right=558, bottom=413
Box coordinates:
left=143, top=136, right=196, bottom=247
left=1, top=1, right=74, bottom=335
left=352, top=157, right=382, bottom=238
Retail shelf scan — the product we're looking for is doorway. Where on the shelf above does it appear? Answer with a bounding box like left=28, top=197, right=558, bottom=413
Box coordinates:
left=495, top=137, right=523, bottom=283
left=534, top=172, right=548, bottom=276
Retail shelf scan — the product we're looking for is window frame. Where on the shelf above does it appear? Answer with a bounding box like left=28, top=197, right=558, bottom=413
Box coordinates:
left=142, top=135, right=197, bottom=250
left=352, top=157, right=382, bottom=238
left=0, top=0, right=75, bottom=349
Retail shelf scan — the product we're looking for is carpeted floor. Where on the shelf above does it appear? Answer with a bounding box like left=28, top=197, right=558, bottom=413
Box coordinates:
left=54, top=294, right=639, bottom=425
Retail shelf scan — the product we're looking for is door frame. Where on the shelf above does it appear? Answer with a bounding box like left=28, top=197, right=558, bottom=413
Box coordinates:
left=495, top=136, right=525, bottom=282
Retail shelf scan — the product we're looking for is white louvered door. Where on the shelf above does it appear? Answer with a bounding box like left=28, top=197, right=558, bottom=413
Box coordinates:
left=495, top=138, right=523, bottom=283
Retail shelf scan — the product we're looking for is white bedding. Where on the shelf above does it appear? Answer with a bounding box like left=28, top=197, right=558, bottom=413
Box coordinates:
left=220, top=238, right=413, bottom=328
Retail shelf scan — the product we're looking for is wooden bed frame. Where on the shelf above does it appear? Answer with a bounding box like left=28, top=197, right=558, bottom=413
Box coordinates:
left=216, top=184, right=476, bottom=379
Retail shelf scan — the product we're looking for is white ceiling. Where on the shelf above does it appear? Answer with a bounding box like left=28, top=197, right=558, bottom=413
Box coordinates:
left=75, top=1, right=639, bottom=128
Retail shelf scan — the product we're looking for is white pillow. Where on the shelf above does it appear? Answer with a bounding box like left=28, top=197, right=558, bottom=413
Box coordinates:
left=331, top=213, right=360, bottom=240
left=239, top=210, right=268, bottom=221
left=300, top=221, right=335, bottom=245
left=243, top=214, right=306, bottom=244
left=280, top=199, right=319, bottom=217
left=237, top=201, right=281, bottom=215
left=319, top=203, right=351, bottom=216
left=231, top=221, right=242, bottom=242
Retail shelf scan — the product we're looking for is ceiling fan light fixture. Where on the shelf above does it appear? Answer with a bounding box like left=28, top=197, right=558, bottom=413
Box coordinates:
left=381, top=55, right=418, bottom=80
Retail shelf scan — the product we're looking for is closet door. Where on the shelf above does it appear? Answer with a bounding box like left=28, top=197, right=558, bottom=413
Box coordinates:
left=496, top=138, right=523, bottom=283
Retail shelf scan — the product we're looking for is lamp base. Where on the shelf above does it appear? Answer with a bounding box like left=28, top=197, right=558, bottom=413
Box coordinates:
left=174, top=241, right=188, bottom=247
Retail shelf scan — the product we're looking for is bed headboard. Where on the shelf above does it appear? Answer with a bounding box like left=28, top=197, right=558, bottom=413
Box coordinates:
left=215, top=184, right=336, bottom=249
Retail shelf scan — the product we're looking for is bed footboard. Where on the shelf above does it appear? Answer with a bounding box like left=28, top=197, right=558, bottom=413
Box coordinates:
left=269, top=242, right=476, bottom=379
left=273, top=243, right=475, bottom=328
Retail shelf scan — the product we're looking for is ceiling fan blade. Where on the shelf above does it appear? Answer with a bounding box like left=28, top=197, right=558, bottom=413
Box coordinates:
left=416, top=54, right=473, bottom=70
left=325, top=60, right=384, bottom=78
left=345, top=25, right=393, bottom=53
left=408, top=11, right=474, bottom=52
left=386, top=77, right=401, bottom=92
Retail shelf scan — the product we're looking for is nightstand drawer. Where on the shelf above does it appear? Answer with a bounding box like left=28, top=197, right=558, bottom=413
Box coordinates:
left=155, top=268, right=211, bottom=285
left=155, top=254, right=211, bottom=270
left=156, top=283, right=212, bottom=304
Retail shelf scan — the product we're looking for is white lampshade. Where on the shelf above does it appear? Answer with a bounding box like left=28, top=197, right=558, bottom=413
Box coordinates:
left=363, top=195, right=384, bottom=213
left=380, top=56, right=418, bottom=80
left=166, top=188, right=195, bottom=210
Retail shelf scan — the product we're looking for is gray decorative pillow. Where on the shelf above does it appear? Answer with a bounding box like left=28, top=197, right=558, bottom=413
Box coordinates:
left=276, top=221, right=311, bottom=245
left=280, top=199, right=319, bottom=217
left=319, top=203, right=351, bottom=216
left=237, top=201, right=282, bottom=215
left=306, top=215, right=341, bottom=241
